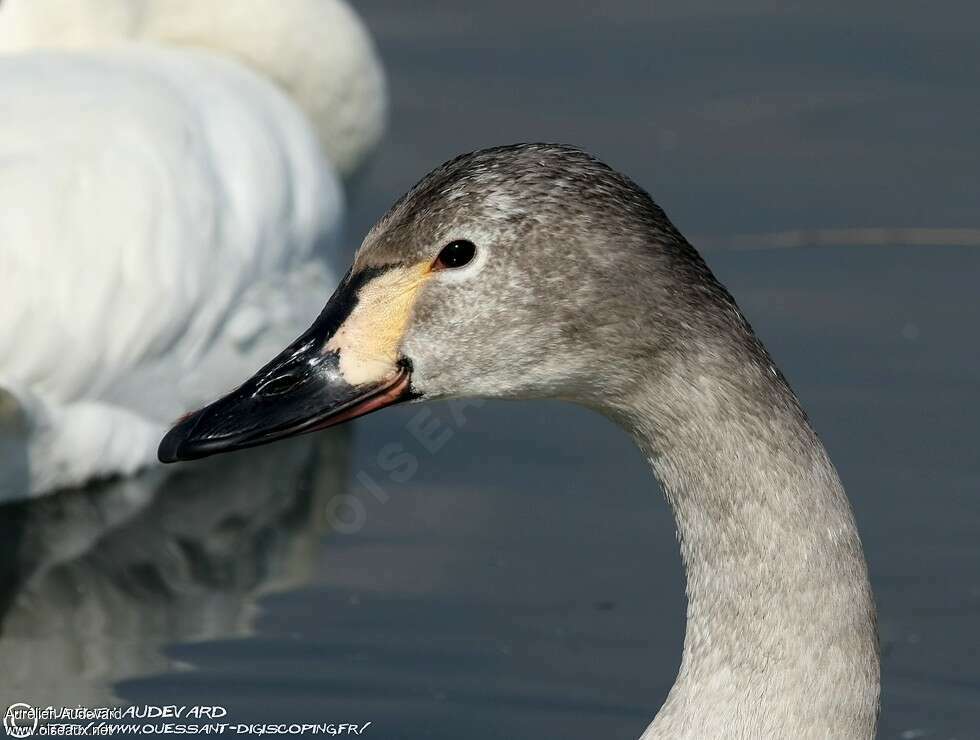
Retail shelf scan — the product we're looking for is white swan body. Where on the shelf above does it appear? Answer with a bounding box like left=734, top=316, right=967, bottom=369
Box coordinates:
left=0, top=0, right=386, bottom=501
left=0, top=0, right=386, bottom=178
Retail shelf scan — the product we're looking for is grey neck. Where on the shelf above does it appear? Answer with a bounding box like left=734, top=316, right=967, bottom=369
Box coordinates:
left=605, top=331, right=879, bottom=739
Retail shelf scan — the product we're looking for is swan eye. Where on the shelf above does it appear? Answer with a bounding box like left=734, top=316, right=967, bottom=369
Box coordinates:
left=433, top=240, right=476, bottom=270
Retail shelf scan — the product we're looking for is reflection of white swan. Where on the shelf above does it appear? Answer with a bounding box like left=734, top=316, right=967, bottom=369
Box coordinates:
left=0, top=431, right=347, bottom=709
left=0, top=0, right=385, bottom=500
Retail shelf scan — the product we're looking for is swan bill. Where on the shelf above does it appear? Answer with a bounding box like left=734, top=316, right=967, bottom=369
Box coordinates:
left=157, top=267, right=421, bottom=463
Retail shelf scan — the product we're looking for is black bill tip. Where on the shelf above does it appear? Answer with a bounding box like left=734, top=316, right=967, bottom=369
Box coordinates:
left=157, top=409, right=217, bottom=463
left=158, top=412, right=195, bottom=463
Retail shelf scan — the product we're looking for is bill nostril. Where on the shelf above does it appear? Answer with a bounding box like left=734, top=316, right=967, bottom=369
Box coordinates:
left=256, top=372, right=304, bottom=397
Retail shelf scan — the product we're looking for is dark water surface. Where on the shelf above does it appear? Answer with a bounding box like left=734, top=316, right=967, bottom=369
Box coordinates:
left=2, top=2, right=978, bottom=738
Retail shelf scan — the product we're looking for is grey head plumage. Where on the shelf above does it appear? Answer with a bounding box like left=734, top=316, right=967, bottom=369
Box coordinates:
left=355, top=143, right=799, bottom=414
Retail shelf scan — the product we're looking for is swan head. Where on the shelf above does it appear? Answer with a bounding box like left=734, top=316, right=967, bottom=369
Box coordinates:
left=0, top=0, right=386, bottom=178
left=159, top=143, right=715, bottom=461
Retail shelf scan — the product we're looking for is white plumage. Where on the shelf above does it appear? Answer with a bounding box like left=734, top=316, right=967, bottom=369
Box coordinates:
left=0, top=0, right=386, bottom=501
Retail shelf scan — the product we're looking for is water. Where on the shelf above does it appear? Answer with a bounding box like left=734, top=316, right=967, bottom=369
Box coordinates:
left=2, top=2, right=979, bottom=737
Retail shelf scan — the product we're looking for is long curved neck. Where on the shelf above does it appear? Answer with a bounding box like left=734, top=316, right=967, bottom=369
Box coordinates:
left=608, top=331, right=879, bottom=739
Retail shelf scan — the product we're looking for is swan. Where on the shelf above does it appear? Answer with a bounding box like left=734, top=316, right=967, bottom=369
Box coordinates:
left=159, top=144, right=880, bottom=738
left=0, top=0, right=385, bottom=501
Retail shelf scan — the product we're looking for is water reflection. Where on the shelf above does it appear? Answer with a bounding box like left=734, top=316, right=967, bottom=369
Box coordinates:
left=0, top=430, right=349, bottom=708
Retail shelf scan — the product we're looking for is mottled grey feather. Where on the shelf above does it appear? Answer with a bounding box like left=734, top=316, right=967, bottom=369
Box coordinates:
left=353, top=143, right=880, bottom=739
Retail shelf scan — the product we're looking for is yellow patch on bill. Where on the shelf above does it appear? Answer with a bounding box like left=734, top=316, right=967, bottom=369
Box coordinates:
left=326, top=264, right=431, bottom=385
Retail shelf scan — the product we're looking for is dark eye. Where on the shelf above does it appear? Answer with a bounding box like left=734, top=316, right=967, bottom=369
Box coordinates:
left=433, top=240, right=476, bottom=270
